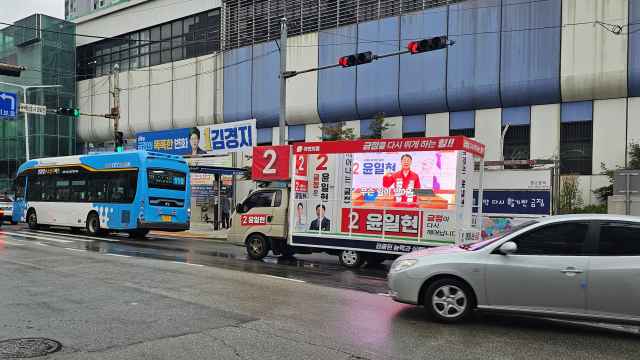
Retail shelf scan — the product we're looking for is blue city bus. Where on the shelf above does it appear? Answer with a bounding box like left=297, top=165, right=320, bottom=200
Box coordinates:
left=11, top=150, right=191, bottom=237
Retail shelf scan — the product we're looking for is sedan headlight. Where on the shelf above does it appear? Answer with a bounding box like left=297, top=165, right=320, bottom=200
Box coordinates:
left=390, top=259, right=419, bottom=272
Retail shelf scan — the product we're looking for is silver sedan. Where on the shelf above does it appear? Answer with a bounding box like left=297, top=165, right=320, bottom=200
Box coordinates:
left=388, top=214, right=640, bottom=324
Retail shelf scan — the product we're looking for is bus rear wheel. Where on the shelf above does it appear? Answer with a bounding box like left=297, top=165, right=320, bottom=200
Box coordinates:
left=86, top=213, right=102, bottom=236
left=27, top=209, right=39, bottom=230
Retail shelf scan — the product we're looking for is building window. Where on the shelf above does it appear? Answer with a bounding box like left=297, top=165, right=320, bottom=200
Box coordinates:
left=560, top=121, right=592, bottom=175
left=503, top=125, right=531, bottom=169
left=257, top=128, right=272, bottom=146
left=287, top=125, right=305, bottom=144
left=502, top=106, right=531, bottom=169
left=76, top=9, right=220, bottom=80
left=449, top=111, right=475, bottom=138
left=402, top=115, right=425, bottom=138
left=560, top=102, right=593, bottom=175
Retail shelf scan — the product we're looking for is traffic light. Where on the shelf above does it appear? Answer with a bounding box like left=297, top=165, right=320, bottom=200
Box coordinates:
left=339, top=51, right=373, bottom=67
left=407, top=36, right=452, bottom=54
left=114, top=131, right=124, bottom=152
left=56, top=108, right=81, bottom=116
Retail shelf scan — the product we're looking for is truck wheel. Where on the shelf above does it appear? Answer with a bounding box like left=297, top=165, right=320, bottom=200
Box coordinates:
left=424, top=278, right=475, bottom=324
left=339, top=250, right=365, bottom=268
left=27, top=209, right=39, bottom=230
left=365, top=253, right=386, bottom=265
left=246, top=235, right=269, bottom=259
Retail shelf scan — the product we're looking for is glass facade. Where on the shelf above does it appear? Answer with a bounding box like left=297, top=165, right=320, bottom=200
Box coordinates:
left=76, top=9, right=220, bottom=81
left=0, top=14, right=76, bottom=192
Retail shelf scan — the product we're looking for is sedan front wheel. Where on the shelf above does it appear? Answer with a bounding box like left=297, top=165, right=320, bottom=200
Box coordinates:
left=424, top=278, right=475, bottom=324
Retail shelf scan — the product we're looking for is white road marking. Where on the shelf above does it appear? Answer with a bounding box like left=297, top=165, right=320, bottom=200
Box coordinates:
left=170, top=261, right=204, bottom=267
left=33, top=242, right=49, bottom=246
left=65, top=248, right=85, bottom=252
left=377, top=293, right=391, bottom=297
left=1, top=231, right=73, bottom=243
left=105, top=253, right=131, bottom=258
left=261, top=274, right=306, bottom=283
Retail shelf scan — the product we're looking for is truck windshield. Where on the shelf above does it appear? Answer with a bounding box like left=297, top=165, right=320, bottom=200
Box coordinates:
left=147, top=169, right=187, bottom=191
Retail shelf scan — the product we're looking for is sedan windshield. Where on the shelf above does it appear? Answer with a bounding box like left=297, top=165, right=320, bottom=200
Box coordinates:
left=465, top=220, right=538, bottom=251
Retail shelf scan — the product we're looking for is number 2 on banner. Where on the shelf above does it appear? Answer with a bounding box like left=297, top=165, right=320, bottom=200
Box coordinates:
left=349, top=211, right=359, bottom=230
left=298, top=155, right=305, bottom=172
left=316, top=154, right=328, bottom=171
left=263, top=149, right=276, bottom=174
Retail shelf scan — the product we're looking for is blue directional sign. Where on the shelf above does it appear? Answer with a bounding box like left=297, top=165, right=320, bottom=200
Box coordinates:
left=0, top=92, right=18, bottom=119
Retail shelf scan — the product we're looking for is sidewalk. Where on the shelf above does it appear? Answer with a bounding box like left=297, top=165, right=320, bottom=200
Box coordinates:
left=151, top=221, right=228, bottom=240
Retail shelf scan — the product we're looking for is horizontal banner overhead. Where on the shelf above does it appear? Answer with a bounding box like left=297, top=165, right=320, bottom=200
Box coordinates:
left=292, top=137, right=485, bottom=158
left=137, top=119, right=256, bottom=156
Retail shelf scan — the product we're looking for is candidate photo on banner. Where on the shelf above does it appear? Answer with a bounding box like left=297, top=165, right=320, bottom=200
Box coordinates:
left=352, top=151, right=457, bottom=206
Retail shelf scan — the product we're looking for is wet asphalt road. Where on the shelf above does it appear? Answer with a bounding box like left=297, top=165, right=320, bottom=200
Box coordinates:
left=1, top=223, right=640, bottom=359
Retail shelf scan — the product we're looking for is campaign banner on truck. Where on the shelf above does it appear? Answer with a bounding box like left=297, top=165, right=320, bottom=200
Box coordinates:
left=340, top=208, right=456, bottom=242
left=351, top=150, right=458, bottom=207
left=137, top=119, right=256, bottom=156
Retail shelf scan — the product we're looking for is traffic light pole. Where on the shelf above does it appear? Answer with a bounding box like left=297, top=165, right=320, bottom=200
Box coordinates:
left=278, top=18, right=287, bottom=145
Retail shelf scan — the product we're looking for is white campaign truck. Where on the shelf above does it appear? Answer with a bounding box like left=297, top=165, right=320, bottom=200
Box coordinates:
left=226, top=136, right=487, bottom=268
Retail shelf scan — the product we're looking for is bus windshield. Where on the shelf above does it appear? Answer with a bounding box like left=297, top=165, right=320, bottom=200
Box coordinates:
left=147, top=169, right=187, bottom=191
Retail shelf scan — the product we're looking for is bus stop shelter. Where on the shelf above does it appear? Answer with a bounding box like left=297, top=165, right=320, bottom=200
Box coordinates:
left=189, top=165, right=246, bottom=229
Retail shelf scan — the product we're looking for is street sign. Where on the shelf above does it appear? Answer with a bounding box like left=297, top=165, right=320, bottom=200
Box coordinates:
left=0, top=92, right=18, bottom=119
left=19, top=103, right=46, bottom=115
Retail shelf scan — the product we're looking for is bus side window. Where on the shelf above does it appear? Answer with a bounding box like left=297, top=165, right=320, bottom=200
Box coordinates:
left=41, top=177, right=56, bottom=201
left=126, top=171, right=138, bottom=203
left=26, top=176, right=40, bottom=201
left=107, top=173, right=128, bottom=203
left=14, top=176, right=26, bottom=202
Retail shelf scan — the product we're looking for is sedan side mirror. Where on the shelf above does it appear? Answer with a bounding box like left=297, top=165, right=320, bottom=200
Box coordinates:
left=499, top=242, right=517, bottom=255
left=235, top=203, right=243, bottom=213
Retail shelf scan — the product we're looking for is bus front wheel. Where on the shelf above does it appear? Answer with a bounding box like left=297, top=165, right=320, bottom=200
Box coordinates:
left=27, top=209, right=39, bottom=230
left=86, top=213, right=102, bottom=236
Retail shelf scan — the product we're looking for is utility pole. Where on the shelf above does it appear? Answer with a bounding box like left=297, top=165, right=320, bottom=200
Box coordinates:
left=278, top=18, right=287, bottom=146
left=110, top=64, right=121, bottom=151
left=0, top=81, right=62, bottom=162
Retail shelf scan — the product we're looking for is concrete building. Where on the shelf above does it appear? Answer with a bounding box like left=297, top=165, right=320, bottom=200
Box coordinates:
left=66, top=0, right=124, bottom=20
left=72, top=0, right=640, bottom=205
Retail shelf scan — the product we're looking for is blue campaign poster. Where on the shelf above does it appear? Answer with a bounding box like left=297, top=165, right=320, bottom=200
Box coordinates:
left=137, top=119, right=256, bottom=156
left=473, top=190, right=551, bottom=215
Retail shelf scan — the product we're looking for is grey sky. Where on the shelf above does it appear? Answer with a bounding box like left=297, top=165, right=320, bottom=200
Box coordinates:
left=0, top=0, right=65, bottom=28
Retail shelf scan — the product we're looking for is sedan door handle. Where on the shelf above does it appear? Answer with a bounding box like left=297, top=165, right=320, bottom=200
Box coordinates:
left=561, top=269, right=583, bottom=274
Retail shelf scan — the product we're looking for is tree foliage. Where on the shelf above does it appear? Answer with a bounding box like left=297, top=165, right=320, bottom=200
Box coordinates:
left=593, top=142, right=640, bottom=201
left=558, top=174, right=584, bottom=215
left=318, top=112, right=394, bottom=141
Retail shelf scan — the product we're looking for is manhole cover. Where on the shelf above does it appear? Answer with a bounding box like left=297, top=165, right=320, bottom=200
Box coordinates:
left=0, top=339, right=62, bottom=359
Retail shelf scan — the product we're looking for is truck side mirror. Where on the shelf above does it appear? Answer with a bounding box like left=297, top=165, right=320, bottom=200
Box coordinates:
left=236, top=203, right=243, bottom=213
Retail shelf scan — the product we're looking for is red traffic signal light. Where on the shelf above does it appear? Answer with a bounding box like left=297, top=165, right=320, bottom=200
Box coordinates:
left=408, top=36, right=452, bottom=54
left=338, top=51, right=373, bottom=67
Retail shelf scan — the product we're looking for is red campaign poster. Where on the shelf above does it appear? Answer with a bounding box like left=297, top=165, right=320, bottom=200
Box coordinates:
left=340, top=208, right=422, bottom=238
left=252, top=145, right=290, bottom=180
left=241, top=214, right=268, bottom=226
left=294, top=180, right=308, bottom=193
left=294, top=153, right=307, bottom=177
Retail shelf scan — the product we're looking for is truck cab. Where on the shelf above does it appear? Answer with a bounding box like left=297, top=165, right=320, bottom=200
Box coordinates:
left=227, top=187, right=289, bottom=258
